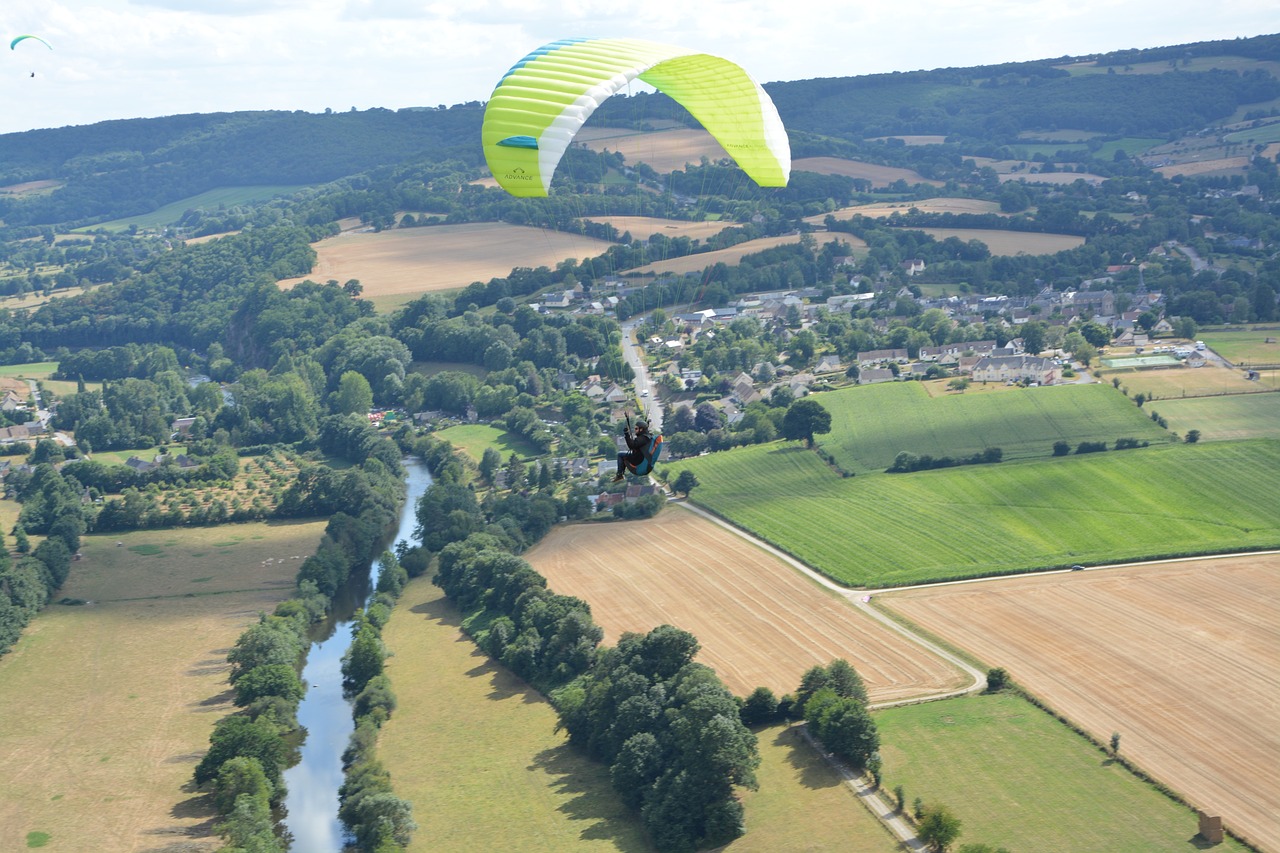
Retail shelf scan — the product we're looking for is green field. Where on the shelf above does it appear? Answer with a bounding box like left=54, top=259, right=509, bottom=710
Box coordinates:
left=435, top=423, right=539, bottom=463
left=82, top=186, right=305, bottom=232
left=668, top=439, right=1280, bottom=586
left=1150, top=393, right=1280, bottom=442
left=1198, top=329, right=1280, bottom=366
left=876, top=693, right=1249, bottom=853
left=1225, top=121, right=1280, bottom=145
left=0, top=361, right=57, bottom=379
left=815, top=382, right=1167, bottom=473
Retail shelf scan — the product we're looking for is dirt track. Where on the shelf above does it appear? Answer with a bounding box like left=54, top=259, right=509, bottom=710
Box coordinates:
left=879, top=554, right=1280, bottom=852
left=524, top=509, right=966, bottom=701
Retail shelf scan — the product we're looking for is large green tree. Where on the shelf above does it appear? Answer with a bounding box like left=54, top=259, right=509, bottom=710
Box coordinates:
left=782, top=398, right=832, bottom=448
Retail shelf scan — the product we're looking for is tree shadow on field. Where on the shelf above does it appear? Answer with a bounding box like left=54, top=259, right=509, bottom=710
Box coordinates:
left=776, top=725, right=841, bottom=790
left=411, top=595, right=543, bottom=705
left=530, top=744, right=651, bottom=851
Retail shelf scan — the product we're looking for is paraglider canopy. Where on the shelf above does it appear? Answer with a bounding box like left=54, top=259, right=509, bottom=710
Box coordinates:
left=10, top=35, right=53, bottom=51
left=482, top=37, right=790, bottom=197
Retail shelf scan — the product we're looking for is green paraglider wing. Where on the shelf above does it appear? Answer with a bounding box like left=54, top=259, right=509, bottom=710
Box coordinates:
left=10, top=35, right=53, bottom=51
left=482, top=38, right=790, bottom=197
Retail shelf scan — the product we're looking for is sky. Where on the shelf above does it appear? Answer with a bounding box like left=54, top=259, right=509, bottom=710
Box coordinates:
left=0, top=0, right=1275, bottom=136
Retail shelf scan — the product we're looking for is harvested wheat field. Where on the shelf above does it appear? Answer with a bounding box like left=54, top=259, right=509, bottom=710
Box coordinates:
left=792, top=157, right=943, bottom=187
left=524, top=507, right=966, bottom=700
left=0, top=522, right=323, bottom=852
left=577, top=127, right=729, bottom=173
left=578, top=215, right=732, bottom=241
left=630, top=232, right=865, bottom=277
left=278, top=222, right=612, bottom=298
left=918, top=226, right=1084, bottom=255
left=806, top=198, right=1003, bottom=226
left=879, top=553, right=1280, bottom=852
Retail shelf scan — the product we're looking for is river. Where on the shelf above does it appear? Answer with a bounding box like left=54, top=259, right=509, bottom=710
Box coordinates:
left=281, top=458, right=433, bottom=851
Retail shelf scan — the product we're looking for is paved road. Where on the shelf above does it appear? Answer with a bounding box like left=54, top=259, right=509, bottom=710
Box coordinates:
left=621, top=319, right=663, bottom=432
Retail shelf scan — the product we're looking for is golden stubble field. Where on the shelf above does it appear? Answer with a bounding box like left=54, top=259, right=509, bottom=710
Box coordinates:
left=524, top=507, right=966, bottom=700
left=277, top=222, right=614, bottom=299
left=628, top=232, right=866, bottom=277
left=791, top=157, right=944, bottom=188
left=879, top=554, right=1280, bottom=852
left=0, top=521, right=325, bottom=852
left=576, top=126, right=729, bottom=173
left=578, top=215, right=733, bottom=242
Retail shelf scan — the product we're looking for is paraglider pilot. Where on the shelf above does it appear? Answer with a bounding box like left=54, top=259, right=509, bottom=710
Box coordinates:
left=614, top=416, right=650, bottom=482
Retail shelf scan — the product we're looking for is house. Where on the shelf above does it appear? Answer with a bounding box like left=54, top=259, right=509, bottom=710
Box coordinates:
left=815, top=354, right=843, bottom=374
left=901, top=259, right=925, bottom=276
left=971, top=355, right=1058, bottom=385
left=624, top=483, right=659, bottom=502
left=583, top=381, right=606, bottom=401
left=859, top=367, right=895, bottom=384
left=603, top=383, right=628, bottom=404
left=908, top=362, right=932, bottom=377
left=826, top=293, right=875, bottom=312
left=730, top=372, right=759, bottom=404
left=857, top=348, right=909, bottom=366
left=541, top=290, right=574, bottom=310
left=1185, top=351, right=1207, bottom=368
left=0, top=423, right=32, bottom=443
left=1071, top=290, right=1115, bottom=316
left=125, top=456, right=157, bottom=473
left=919, top=341, right=997, bottom=362
left=0, top=390, right=26, bottom=412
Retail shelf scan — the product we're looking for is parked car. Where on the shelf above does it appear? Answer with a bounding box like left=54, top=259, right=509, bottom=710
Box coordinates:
left=1071, top=564, right=1085, bottom=571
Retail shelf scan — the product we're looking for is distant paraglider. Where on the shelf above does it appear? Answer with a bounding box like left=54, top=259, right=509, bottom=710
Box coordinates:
left=482, top=37, right=790, bottom=197
left=10, top=34, right=52, bottom=78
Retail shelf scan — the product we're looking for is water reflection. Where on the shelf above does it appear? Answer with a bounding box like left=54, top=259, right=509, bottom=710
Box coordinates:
left=282, top=459, right=432, bottom=851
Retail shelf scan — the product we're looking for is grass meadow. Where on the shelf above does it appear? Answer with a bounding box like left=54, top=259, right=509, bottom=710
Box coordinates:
left=379, top=578, right=901, bottom=853
left=1149, top=392, right=1280, bottom=442
left=875, top=693, right=1251, bottom=853
left=435, top=423, right=539, bottom=463
left=1198, top=329, right=1280, bottom=365
left=815, top=382, right=1166, bottom=473
left=1096, top=363, right=1279, bottom=400
left=0, top=521, right=322, bottom=851
left=83, top=186, right=305, bottom=232
left=667, top=439, right=1280, bottom=586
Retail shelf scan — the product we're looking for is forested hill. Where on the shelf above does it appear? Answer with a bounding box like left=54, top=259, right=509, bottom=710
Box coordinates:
left=1, top=33, right=1278, bottom=228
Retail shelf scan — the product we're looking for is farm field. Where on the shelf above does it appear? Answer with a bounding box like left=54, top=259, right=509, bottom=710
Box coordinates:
left=879, top=554, right=1280, bottom=851
left=1148, top=392, right=1280, bottom=441
left=915, top=226, right=1085, bottom=254
left=578, top=215, right=732, bottom=241
left=380, top=578, right=652, bottom=852
left=576, top=126, right=728, bottom=174
left=1096, top=362, right=1279, bottom=399
left=790, top=157, right=943, bottom=187
left=629, top=232, right=862, bottom=277
left=814, top=381, right=1167, bottom=472
left=804, top=197, right=1003, bottom=225
left=83, top=186, right=305, bottom=232
left=875, top=693, right=1253, bottom=853
left=0, top=521, right=323, bottom=852
left=435, top=423, right=539, bottom=463
left=381, top=576, right=903, bottom=853
left=667, top=439, right=1280, bottom=586
left=1198, top=328, right=1280, bottom=365
left=277, top=222, right=613, bottom=303
left=525, top=507, right=966, bottom=699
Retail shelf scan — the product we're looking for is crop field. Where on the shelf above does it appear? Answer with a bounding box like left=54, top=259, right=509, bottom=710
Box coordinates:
left=790, top=157, right=943, bottom=187
left=667, top=439, right=1280, bottom=586
left=0, top=521, right=322, bottom=852
left=874, top=693, right=1252, bottom=853
left=1096, top=362, right=1279, bottom=399
left=84, top=186, right=305, bottom=232
left=1149, top=392, right=1280, bottom=441
left=879, top=553, right=1280, bottom=851
left=578, top=215, right=732, bottom=241
left=629, top=233, right=862, bottom=277
left=1199, top=328, right=1280, bottom=365
left=277, top=222, right=613, bottom=303
left=576, top=126, right=729, bottom=174
left=814, top=381, right=1166, bottom=472
left=915, top=226, right=1085, bottom=254
left=805, top=197, right=1004, bottom=226
left=434, top=423, right=539, bottom=463
left=525, top=507, right=966, bottom=699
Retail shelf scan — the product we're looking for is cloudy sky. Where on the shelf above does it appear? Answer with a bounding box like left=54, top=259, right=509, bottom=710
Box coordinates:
left=0, top=0, right=1274, bottom=136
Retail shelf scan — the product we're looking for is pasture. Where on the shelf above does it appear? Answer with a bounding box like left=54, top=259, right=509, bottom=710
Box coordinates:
left=874, top=692, right=1253, bottom=853
left=629, top=233, right=863, bottom=277
left=1150, top=392, right=1280, bottom=441
left=525, top=507, right=966, bottom=700
left=880, top=553, right=1280, bottom=851
left=380, top=578, right=903, bottom=853
left=277, top=223, right=613, bottom=305
left=815, top=381, right=1167, bottom=472
left=1096, top=362, right=1278, bottom=399
left=790, top=157, right=943, bottom=188
left=434, top=423, right=539, bottom=463
left=666, top=439, right=1280, bottom=586
left=0, top=521, right=322, bottom=852
left=83, top=186, right=305, bottom=232
left=1198, top=328, right=1280, bottom=366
